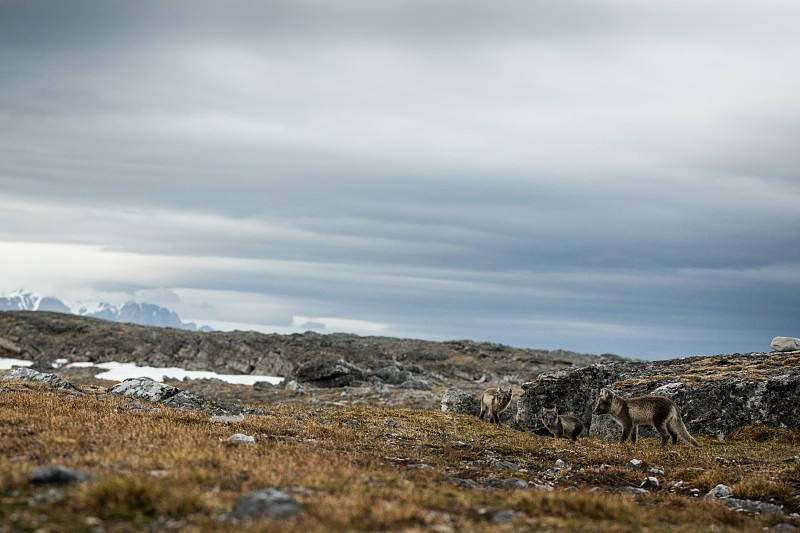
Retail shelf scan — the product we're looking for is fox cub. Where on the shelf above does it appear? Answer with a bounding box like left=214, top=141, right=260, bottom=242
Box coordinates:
left=479, top=387, right=513, bottom=424
left=593, top=387, right=699, bottom=447
left=540, top=407, right=584, bottom=442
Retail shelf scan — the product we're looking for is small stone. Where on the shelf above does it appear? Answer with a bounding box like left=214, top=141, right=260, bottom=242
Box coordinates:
left=232, top=489, right=302, bottom=520
left=641, top=477, right=660, bottom=489
left=492, top=460, right=520, bottom=472
left=628, top=459, right=644, bottom=470
left=385, top=419, right=400, bottom=428
left=228, top=434, right=255, bottom=444
left=649, top=468, right=665, bottom=475
left=31, top=488, right=68, bottom=504
left=483, top=477, right=528, bottom=489
left=210, top=414, right=245, bottom=423
left=29, top=466, right=91, bottom=486
left=705, top=484, right=734, bottom=499
left=491, top=509, right=518, bottom=523
left=445, top=477, right=479, bottom=488
left=768, top=524, right=798, bottom=532
left=720, top=497, right=783, bottom=516
left=619, top=487, right=649, bottom=495
left=555, top=459, right=570, bottom=470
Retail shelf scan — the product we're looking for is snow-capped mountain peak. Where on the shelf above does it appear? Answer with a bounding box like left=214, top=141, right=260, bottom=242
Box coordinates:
left=0, top=290, right=211, bottom=331
left=0, top=290, right=71, bottom=313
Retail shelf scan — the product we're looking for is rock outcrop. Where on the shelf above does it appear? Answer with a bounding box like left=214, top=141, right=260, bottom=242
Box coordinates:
left=294, top=359, right=366, bottom=388
left=1, top=368, right=258, bottom=416
left=0, top=311, right=617, bottom=384
left=513, top=351, right=800, bottom=440
left=2, top=367, right=80, bottom=391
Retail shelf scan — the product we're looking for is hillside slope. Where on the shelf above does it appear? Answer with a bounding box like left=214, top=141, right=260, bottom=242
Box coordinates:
left=0, top=311, right=619, bottom=383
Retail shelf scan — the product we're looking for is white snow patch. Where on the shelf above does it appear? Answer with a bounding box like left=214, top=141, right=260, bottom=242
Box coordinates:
left=87, top=361, right=283, bottom=385
left=1, top=357, right=282, bottom=385
left=0, top=358, right=34, bottom=370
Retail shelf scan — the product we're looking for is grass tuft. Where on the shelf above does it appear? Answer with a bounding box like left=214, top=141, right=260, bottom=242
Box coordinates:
left=729, top=425, right=800, bottom=444
left=74, top=475, right=204, bottom=521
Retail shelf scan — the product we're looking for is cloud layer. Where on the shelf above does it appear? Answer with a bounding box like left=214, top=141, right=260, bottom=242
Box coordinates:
left=1, top=1, right=799, bottom=358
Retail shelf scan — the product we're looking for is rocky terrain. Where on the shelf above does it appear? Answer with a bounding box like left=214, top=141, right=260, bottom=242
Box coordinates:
left=0, top=310, right=618, bottom=409
left=2, top=365, right=800, bottom=532
left=2, top=311, right=800, bottom=531
left=442, top=350, right=800, bottom=440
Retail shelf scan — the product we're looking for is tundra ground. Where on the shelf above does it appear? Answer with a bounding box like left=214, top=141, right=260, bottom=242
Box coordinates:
left=1, top=380, right=798, bottom=532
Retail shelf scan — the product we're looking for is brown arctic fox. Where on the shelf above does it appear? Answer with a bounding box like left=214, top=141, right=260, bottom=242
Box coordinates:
left=540, top=407, right=584, bottom=442
left=593, top=387, right=699, bottom=447
left=479, top=387, right=513, bottom=424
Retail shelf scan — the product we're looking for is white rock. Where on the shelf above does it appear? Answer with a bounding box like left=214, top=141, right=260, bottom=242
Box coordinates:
left=705, top=484, right=734, bottom=499
left=210, top=414, right=245, bottom=423
left=555, top=459, right=570, bottom=470
left=641, top=477, right=660, bottom=489
left=228, top=433, right=255, bottom=443
left=628, top=459, right=644, bottom=470
left=772, top=337, right=800, bottom=352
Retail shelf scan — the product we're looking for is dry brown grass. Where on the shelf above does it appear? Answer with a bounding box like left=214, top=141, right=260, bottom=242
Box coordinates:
left=1, top=384, right=799, bottom=532
left=610, top=355, right=795, bottom=389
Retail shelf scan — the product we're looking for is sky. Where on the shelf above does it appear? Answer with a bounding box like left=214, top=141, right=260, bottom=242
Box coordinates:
left=1, top=1, right=798, bottom=360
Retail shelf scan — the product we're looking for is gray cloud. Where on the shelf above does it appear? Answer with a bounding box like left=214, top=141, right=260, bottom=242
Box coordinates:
left=0, top=0, right=798, bottom=358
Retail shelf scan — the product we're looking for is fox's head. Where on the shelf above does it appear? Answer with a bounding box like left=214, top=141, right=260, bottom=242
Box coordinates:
left=540, top=407, right=558, bottom=426
left=593, top=387, right=615, bottom=415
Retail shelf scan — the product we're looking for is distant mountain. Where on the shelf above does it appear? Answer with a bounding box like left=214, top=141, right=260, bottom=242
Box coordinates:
left=0, top=290, right=72, bottom=314
left=0, top=290, right=211, bottom=332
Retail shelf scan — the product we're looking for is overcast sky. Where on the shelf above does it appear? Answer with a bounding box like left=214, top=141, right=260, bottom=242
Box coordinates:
left=1, top=1, right=798, bottom=359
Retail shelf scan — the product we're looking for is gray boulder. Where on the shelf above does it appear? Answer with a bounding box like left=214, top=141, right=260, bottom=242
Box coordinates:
left=706, top=484, right=734, bottom=499
left=441, top=389, right=480, bottom=417
left=720, top=498, right=784, bottom=516
left=772, top=337, right=800, bottom=353
left=107, top=377, right=211, bottom=412
left=2, top=367, right=79, bottom=391
left=515, top=364, right=614, bottom=433
left=29, top=466, right=91, bottom=486
left=441, top=388, right=518, bottom=425
left=369, top=363, right=413, bottom=385
left=162, top=390, right=207, bottom=410
left=232, top=489, right=302, bottom=520
left=107, top=377, right=183, bottom=402
left=294, top=359, right=365, bottom=388
left=515, top=351, right=800, bottom=440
